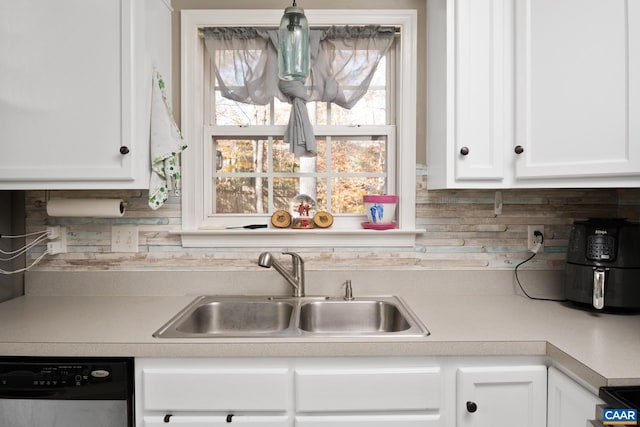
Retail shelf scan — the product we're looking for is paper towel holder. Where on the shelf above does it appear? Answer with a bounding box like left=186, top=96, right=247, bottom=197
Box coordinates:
left=46, top=198, right=127, bottom=218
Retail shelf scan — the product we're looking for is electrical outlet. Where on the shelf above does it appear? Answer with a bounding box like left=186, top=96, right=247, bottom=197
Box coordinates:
left=527, top=225, right=544, bottom=252
left=46, top=227, right=67, bottom=254
left=46, top=225, right=62, bottom=240
left=111, top=225, right=138, bottom=253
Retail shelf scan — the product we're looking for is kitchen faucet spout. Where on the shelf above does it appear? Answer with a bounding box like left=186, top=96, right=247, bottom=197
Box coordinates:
left=258, top=252, right=305, bottom=297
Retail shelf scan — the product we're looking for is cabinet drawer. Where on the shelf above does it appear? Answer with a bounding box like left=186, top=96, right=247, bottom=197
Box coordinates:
left=294, top=366, right=441, bottom=412
left=295, top=414, right=441, bottom=427
left=142, top=368, right=289, bottom=411
left=144, top=415, right=289, bottom=426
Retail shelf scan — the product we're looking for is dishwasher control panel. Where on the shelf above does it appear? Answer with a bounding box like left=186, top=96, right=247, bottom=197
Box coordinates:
left=0, top=357, right=132, bottom=399
left=0, top=363, right=111, bottom=389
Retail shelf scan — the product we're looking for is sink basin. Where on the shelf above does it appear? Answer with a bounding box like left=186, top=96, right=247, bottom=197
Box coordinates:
left=299, top=300, right=411, bottom=333
left=153, top=295, right=429, bottom=339
left=153, top=297, right=295, bottom=338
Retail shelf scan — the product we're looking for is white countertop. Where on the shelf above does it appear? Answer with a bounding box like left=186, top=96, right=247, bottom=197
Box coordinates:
left=0, top=289, right=639, bottom=388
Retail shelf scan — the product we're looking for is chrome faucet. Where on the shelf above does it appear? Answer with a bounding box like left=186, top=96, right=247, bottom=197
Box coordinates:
left=258, top=252, right=305, bottom=297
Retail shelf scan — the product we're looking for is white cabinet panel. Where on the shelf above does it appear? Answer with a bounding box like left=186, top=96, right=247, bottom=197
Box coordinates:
left=143, top=415, right=290, bottom=426
left=548, top=367, right=603, bottom=427
left=453, top=0, right=512, bottom=181
left=514, top=0, right=640, bottom=180
left=427, top=0, right=512, bottom=188
left=294, top=366, right=441, bottom=412
left=295, top=414, right=441, bottom=427
left=141, top=367, right=289, bottom=412
left=428, top=0, right=640, bottom=188
left=457, top=365, right=547, bottom=427
left=0, top=0, right=169, bottom=189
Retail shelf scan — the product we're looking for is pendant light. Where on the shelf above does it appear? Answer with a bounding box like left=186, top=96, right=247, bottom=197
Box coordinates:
left=278, top=1, right=310, bottom=81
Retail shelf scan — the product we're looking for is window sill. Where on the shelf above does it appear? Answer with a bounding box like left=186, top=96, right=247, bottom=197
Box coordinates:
left=175, top=228, right=424, bottom=248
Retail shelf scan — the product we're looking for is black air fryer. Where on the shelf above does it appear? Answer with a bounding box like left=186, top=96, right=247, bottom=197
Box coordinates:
left=565, top=218, right=640, bottom=310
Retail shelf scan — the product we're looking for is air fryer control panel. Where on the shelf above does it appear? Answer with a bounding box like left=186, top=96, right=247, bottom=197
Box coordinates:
left=587, top=234, right=617, bottom=261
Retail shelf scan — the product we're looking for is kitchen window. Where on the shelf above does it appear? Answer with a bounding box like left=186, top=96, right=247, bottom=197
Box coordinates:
left=179, top=9, right=418, bottom=247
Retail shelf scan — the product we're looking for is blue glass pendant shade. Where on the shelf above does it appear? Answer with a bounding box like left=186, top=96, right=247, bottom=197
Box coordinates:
left=278, top=5, right=310, bottom=81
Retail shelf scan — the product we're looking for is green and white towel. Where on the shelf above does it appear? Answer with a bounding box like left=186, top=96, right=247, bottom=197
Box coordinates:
left=149, top=69, right=187, bottom=210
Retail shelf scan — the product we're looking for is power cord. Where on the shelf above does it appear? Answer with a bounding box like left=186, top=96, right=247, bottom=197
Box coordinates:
left=0, top=251, right=51, bottom=275
left=0, top=231, right=49, bottom=261
left=0, top=229, right=53, bottom=275
left=515, top=230, right=568, bottom=302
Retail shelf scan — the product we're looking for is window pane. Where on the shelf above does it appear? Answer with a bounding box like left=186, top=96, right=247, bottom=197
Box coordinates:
left=331, top=177, right=386, bottom=214
left=330, top=90, right=386, bottom=125
left=273, top=140, right=326, bottom=173
left=273, top=177, right=326, bottom=211
left=273, top=177, right=297, bottom=211
left=273, top=98, right=292, bottom=125
left=213, top=92, right=271, bottom=126
left=331, top=137, right=386, bottom=173
left=329, top=57, right=387, bottom=125
left=215, top=177, right=268, bottom=214
left=314, top=139, right=327, bottom=173
left=308, top=102, right=325, bottom=125
left=215, top=139, right=267, bottom=173
left=273, top=139, right=298, bottom=173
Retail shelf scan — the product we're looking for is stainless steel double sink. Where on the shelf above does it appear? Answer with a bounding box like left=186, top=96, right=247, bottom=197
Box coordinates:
left=153, top=295, right=429, bottom=338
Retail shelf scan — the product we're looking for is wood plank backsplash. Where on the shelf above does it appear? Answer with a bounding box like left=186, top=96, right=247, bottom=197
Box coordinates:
left=23, top=172, right=640, bottom=271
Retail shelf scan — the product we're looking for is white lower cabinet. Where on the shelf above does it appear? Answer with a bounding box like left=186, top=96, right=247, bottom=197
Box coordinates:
left=136, top=358, right=442, bottom=427
left=547, top=367, right=604, bottom=427
left=136, top=358, right=551, bottom=427
left=456, top=365, right=547, bottom=427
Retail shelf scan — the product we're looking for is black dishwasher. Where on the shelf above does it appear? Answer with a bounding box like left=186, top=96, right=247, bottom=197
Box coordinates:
left=598, top=386, right=640, bottom=426
left=0, top=357, right=133, bottom=427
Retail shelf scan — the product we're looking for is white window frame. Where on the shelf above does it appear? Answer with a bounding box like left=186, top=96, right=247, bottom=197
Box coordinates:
left=179, top=9, right=419, bottom=248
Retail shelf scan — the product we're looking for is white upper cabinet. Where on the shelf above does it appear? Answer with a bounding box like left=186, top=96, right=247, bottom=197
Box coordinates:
left=428, top=0, right=513, bottom=187
left=514, top=0, right=640, bottom=182
left=427, top=0, right=640, bottom=188
left=0, top=0, right=171, bottom=189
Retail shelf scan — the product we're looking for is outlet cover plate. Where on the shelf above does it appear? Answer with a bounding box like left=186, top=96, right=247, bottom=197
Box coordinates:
left=527, top=225, right=544, bottom=252
left=111, top=225, right=138, bottom=253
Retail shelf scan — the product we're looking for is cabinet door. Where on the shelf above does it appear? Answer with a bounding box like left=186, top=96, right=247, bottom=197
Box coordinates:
left=428, top=0, right=515, bottom=188
left=295, top=414, right=441, bottom=427
left=548, top=367, right=604, bottom=427
left=143, top=415, right=290, bottom=427
left=514, top=0, right=640, bottom=180
left=453, top=0, right=513, bottom=182
left=457, top=365, right=546, bottom=427
left=0, top=0, right=144, bottom=187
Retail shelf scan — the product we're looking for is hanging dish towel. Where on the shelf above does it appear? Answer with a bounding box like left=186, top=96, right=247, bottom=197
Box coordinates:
left=149, top=69, right=187, bottom=209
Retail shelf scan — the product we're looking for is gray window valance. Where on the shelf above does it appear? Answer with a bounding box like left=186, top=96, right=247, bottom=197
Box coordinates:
left=202, top=26, right=394, bottom=157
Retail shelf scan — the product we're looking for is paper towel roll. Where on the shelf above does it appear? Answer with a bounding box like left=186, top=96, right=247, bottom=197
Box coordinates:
left=46, top=198, right=125, bottom=218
